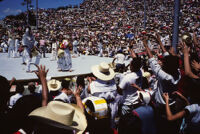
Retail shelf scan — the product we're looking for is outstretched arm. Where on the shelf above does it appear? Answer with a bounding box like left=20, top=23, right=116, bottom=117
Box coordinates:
left=183, top=42, right=199, bottom=79
left=143, top=37, right=153, bottom=58
left=74, top=86, right=84, bottom=111
left=163, top=93, right=186, bottom=121
left=34, top=65, right=49, bottom=106
left=155, top=33, right=167, bottom=53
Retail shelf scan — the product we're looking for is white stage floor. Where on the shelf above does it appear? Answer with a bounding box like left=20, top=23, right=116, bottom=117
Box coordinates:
left=0, top=53, right=115, bottom=81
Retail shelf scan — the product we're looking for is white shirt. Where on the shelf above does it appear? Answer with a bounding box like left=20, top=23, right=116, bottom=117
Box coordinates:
left=119, top=70, right=143, bottom=105
left=114, top=53, right=125, bottom=64
left=8, top=38, right=15, bottom=48
left=9, top=93, right=23, bottom=108
left=52, top=43, right=57, bottom=50
left=54, top=92, right=72, bottom=103
left=148, top=57, right=181, bottom=105
left=184, top=104, right=200, bottom=133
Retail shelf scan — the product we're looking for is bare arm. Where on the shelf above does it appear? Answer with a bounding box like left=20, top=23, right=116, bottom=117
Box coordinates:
left=74, top=86, right=84, bottom=111
left=143, top=37, right=153, bottom=58
left=156, top=33, right=167, bottom=53
left=34, top=65, right=49, bottom=106
left=183, top=43, right=199, bottom=78
left=129, top=48, right=137, bottom=58
left=163, top=93, right=186, bottom=121
left=131, top=83, right=144, bottom=91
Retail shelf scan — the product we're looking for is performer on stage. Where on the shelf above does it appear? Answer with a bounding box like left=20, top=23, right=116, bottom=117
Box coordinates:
left=57, top=39, right=72, bottom=72
left=72, top=37, right=79, bottom=55
left=51, top=38, right=58, bottom=61
left=14, top=35, right=20, bottom=58
left=7, top=35, right=15, bottom=58
left=22, top=27, right=40, bottom=72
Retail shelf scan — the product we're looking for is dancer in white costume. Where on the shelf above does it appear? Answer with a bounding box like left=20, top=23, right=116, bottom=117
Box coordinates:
left=51, top=39, right=58, bottom=61
left=22, top=27, right=40, bottom=72
left=7, top=36, right=15, bottom=58
left=14, top=35, right=20, bottom=57
left=57, top=39, right=72, bottom=71
left=72, top=37, right=79, bottom=55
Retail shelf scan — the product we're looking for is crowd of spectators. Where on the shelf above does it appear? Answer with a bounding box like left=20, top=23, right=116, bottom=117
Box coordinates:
left=0, top=0, right=199, bottom=56
left=0, top=0, right=200, bottom=134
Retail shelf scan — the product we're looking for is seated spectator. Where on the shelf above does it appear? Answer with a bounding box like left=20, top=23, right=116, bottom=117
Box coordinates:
left=9, top=83, right=25, bottom=108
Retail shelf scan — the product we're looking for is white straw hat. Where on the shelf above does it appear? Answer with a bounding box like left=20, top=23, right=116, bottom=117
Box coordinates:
left=29, top=101, right=87, bottom=133
left=91, top=62, right=115, bottom=81
left=143, top=72, right=151, bottom=78
left=138, top=91, right=151, bottom=105
left=47, top=79, right=61, bottom=91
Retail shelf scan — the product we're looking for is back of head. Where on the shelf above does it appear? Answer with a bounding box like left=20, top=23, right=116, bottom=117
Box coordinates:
left=28, top=82, right=36, bottom=94
left=76, top=76, right=85, bottom=88
left=61, top=80, right=70, bottom=89
left=130, top=57, right=142, bottom=72
left=16, top=83, right=25, bottom=94
left=162, top=55, right=179, bottom=77
left=0, top=75, right=10, bottom=113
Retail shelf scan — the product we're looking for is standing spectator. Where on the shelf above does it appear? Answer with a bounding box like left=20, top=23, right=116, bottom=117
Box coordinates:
left=112, top=49, right=126, bottom=72
left=88, top=62, right=118, bottom=128
left=118, top=57, right=143, bottom=115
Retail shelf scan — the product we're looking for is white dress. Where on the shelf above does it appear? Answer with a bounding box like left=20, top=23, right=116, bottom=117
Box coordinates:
left=57, top=44, right=72, bottom=71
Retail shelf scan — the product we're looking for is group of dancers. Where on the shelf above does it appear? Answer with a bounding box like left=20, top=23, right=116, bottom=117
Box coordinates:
left=10, top=27, right=75, bottom=73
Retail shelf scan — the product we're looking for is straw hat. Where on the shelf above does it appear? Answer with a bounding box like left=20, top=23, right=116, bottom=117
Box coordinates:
left=47, top=79, right=61, bottom=91
left=82, top=96, right=108, bottom=120
left=29, top=101, right=87, bottom=133
left=91, top=62, right=115, bottom=81
left=143, top=72, right=151, bottom=78
left=138, top=91, right=151, bottom=105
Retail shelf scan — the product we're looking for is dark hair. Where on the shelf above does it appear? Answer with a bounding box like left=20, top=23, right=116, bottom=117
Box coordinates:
left=141, top=77, right=149, bottom=89
left=76, top=76, right=85, bottom=89
left=130, top=58, right=142, bottom=72
left=16, top=83, right=25, bottom=94
left=28, top=83, right=36, bottom=93
left=61, top=80, right=70, bottom=89
left=162, top=55, right=179, bottom=78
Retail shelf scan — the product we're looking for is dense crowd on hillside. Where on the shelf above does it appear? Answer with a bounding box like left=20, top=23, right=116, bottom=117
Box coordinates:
left=0, top=0, right=200, bottom=134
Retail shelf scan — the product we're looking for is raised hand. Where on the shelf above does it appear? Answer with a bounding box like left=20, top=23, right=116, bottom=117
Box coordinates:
left=191, top=60, right=200, bottom=72
left=163, top=93, right=169, bottom=102
left=34, top=64, right=49, bottom=80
